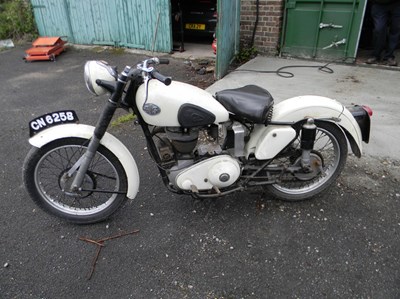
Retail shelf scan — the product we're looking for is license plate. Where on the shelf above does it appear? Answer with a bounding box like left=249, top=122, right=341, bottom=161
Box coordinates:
left=185, top=23, right=206, bottom=30
left=29, top=110, right=79, bottom=137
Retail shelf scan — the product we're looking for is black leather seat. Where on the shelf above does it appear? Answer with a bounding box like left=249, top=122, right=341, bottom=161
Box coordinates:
left=215, top=85, right=274, bottom=123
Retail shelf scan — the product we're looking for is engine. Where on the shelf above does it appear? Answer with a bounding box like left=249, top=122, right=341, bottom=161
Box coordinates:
left=175, top=155, right=241, bottom=191
left=153, top=122, right=247, bottom=191
left=155, top=125, right=224, bottom=162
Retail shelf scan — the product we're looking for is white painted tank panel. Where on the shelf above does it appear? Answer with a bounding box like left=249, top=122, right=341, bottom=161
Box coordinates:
left=136, top=80, right=229, bottom=126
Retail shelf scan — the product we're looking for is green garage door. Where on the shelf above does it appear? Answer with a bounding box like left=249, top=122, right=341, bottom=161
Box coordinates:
left=281, top=0, right=367, bottom=61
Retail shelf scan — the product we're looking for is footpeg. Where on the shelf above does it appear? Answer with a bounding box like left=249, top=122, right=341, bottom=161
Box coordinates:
left=190, top=185, right=199, bottom=193
left=212, top=185, right=221, bottom=194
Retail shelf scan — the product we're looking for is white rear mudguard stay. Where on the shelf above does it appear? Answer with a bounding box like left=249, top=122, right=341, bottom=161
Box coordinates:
left=29, top=124, right=139, bottom=199
left=245, top=95, right=363, bottom=159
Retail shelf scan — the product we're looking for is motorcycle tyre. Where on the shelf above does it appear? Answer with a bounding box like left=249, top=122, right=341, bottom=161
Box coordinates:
left=23, top=137, right=128, bottom=224
left=265, top=121, right=348, bottom=201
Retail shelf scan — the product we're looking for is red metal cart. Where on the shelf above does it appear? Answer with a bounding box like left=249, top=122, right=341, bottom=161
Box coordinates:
left=24, top=37, right=66, bottom=62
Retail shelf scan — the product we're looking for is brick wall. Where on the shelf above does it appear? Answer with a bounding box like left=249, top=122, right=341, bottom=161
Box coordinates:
left=240, top=0, right=284, bottom=55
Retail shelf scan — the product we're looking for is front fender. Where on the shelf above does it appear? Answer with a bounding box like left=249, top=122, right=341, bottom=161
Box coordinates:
left=246, top=96, right=363, bottom=158
left=29, top=124, right=139, bottom=199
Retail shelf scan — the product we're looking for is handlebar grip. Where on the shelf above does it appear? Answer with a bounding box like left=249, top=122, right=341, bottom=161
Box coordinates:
left=152, top=71, right=172, bottom=86
left=158, top=58, right=170, bottom=65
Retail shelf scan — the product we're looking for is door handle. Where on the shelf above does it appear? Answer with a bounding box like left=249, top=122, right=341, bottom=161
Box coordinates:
left=319, top=23, right=343, bottom=29
left=323, top=38, right=346, bottom=50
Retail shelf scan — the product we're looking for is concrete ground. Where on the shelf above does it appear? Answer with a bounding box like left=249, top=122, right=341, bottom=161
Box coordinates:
left=172, top=42, right=216, bottom=60
left=207, top=55, right=400, bottom=160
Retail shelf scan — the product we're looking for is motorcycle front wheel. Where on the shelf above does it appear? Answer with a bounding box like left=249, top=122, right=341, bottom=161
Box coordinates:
left=23, top=137, right=128, bottom=224
left=265, top=121, right=348, bottom=201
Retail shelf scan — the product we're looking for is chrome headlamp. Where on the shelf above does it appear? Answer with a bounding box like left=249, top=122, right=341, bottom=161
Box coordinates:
left=84, top=60, right=117, bottom=96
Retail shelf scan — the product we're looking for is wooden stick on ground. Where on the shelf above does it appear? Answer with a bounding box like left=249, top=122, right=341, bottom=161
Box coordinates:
left=79, top=229, right=140, bottom=280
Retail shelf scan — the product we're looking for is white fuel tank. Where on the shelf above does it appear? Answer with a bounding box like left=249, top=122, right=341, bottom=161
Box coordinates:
left=136, top=80, right=229, bottom=127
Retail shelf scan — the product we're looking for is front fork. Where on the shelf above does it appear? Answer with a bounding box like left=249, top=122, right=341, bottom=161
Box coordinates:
left=69, top=68, right=130, bottom=192
left=69, top=102, right=117, bottom=191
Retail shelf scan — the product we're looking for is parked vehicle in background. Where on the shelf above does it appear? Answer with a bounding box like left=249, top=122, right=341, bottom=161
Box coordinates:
left=172, top=0, right=217, bottom=39
left=212, top=35, right=217, bottom=54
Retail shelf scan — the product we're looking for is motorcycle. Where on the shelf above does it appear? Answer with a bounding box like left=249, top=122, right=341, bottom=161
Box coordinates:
left=23, top=57, right=372, bottom=224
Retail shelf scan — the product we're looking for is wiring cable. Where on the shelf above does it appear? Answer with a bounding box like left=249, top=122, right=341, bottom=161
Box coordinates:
left=234, top=57, right=356, bottom=78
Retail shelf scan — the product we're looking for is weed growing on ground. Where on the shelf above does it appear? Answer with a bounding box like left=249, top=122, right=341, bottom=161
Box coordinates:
left=0, top=0, right=37, bottom=40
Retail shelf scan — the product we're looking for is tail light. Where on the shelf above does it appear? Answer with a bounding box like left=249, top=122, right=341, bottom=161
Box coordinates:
left=362, top=105, right=373, bottom=117
left=347, top=105, right=371, bottom=143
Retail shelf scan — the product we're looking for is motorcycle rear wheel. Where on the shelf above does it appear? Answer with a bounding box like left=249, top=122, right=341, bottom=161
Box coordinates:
left=23, top=137, right=128, bottom=224
left=265, top=121, right=348, bottom=201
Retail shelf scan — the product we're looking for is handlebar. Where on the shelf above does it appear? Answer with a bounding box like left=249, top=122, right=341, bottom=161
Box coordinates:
left=137, top=57, right=172, bottom=85
left=151, top=70, right=172, bottom=86
left=107, top=57, right=172, bottom=108
left=141, top=57, right=169, bottom=68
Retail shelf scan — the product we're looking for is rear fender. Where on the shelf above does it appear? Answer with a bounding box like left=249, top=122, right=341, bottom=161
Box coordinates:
left=29, top=124, right=139, bottom=199
left=245, top=95, right=364, bottom=158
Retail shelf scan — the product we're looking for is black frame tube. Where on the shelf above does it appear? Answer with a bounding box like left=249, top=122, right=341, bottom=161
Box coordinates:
left=123, top=77, right=181, bottom=193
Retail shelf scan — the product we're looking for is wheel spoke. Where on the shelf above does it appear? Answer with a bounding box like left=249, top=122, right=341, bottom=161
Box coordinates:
left=34, top=143, right=121, bottom=216
left=268, top=122, right=346, bottom=197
